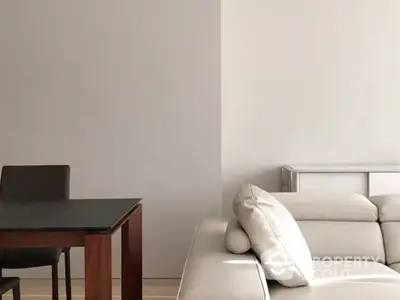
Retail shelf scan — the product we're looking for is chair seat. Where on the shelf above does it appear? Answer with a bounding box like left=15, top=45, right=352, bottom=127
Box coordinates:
left=0, top=248, right=62, bottom=269
left=0, top=277, right=19, bottom=295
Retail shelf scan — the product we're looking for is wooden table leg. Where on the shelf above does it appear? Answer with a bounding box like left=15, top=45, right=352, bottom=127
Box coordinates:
left=85, top=234, right=112, bottom=300
left=122, top=204, right=142, bottom=300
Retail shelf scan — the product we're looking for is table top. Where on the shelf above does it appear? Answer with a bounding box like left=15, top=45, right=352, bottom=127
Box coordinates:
left=0, top=198, right=141, bottom=233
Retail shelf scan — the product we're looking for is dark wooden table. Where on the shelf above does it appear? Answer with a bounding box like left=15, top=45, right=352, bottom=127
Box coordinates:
left=0, top=198, right=142, bottom=300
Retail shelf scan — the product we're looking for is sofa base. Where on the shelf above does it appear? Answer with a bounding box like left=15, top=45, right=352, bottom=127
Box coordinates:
left=178, top=219, right=400, bottom=300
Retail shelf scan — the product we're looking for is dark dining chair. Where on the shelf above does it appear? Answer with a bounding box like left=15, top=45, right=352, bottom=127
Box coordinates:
left=0, top=277, right=20, bottom=300
left=0, top=165, right=72, bottom=300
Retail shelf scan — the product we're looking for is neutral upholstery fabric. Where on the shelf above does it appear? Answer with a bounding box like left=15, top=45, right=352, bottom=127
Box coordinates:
left=389, top=263, right=400, bottom=273
left=370, top=195, right=400, bottom=222
left=269, top=261, right=400, bottom=300
left=233, top=184, right=313, bottom=287
left=177, top=190, right=400, bottom=300
left=271, top=193, right=377, bottom=221
left=298, top=221, right=386, bottom=263
left=224, top=219, right=251, bottom=254
left=381, top=222, right=400, bottom=264
left=311, top=260, right=398, bottom=279
left=177, top=219, right=270, bottom=300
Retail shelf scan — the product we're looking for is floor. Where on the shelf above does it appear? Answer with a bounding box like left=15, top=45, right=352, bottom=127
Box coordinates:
left=2, top=279, right=180, bottom=299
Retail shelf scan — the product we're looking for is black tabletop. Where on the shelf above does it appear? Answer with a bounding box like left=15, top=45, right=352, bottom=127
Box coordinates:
left=0, top=198, right=141, bottom=232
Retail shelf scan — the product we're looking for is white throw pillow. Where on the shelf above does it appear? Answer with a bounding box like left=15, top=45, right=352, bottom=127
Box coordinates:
left=233, top=184, right=313, bottom=287
left=224, top=219, right=251, bottom=254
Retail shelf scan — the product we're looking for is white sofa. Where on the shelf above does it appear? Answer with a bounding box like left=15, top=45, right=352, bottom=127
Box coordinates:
left=177, top=193, right=400, bottom=300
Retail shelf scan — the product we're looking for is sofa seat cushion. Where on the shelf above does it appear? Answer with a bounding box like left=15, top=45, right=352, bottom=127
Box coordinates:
left=271, top=193, right=377, bottom=221
left=269, top=261, right=400, bottom=300
left=233, top=184, right=313, bottom=287
left=370, top=195, right=400, bottom=222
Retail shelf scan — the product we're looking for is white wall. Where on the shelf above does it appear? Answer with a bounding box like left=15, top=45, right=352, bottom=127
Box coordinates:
left=0, top=0, right=221, bottom=278
left=222, top=1, right=400, bottom=216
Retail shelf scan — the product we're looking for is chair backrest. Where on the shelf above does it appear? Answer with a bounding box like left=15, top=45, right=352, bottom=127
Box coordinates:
left=0, top=165, right=70, bottom=200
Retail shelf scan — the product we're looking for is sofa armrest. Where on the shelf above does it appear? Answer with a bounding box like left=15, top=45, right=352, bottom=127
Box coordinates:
left=177, top=219, right=270, bottom=300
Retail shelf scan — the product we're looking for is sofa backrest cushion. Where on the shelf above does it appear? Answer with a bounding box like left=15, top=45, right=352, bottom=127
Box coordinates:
left=298, top=221, right=385, bottom=263
left=370, top=195, right=400, bottom=222
left=233, top=184, right=313, bottom=287
left=369, top=195, right=400, bottom=267
left=267, top=192, right=385, bottom=263
left=271, top=192, right=385, bottom=263
left=270, top=193, right=377, bottom=221
left=390, top=263, right=400, bottom=273
left=381, top=222, right=400, bottom=265
left=224, top=219, right=251, bottom=254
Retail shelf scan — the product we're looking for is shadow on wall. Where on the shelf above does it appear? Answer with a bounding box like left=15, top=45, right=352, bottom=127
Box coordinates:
left=222, top=166, right=282, bottom=217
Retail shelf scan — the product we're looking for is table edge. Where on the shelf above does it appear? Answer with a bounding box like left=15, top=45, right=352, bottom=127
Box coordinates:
left=0, top=200, right=142, bottom=234
left=107, top=202, right=142, bottom=234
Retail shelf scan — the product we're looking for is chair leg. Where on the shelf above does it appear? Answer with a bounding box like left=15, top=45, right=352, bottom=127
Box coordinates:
left=65, top=250, right=72, bottom=300
left=0, top=268, right=2, bottom=300
left=51, top=264, right=59, bottom=300
left=12, top=282, right=20, bottom=300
